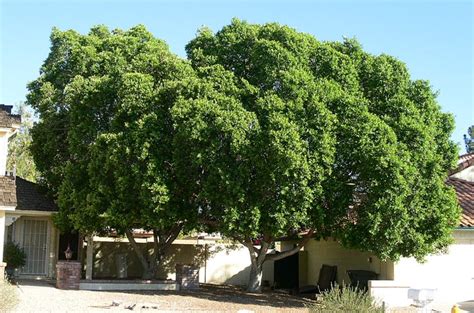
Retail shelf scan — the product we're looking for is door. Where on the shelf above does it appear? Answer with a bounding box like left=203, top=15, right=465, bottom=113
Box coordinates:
left=22, top=219, right=48, bottom=275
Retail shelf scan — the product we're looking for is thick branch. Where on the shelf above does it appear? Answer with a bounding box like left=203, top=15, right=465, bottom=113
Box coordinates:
left=243, top=238, right=258, bottom=267
left=158, top=222, right=183, bottom=254
left=126, top=229, right=149, bottom=270
left=266, top=229, right=314, bottom=262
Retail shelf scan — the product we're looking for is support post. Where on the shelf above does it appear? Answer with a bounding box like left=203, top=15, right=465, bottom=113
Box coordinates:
left=0, top=211, right=5, bottom=278
left=85, top=235, right=93, bottom=280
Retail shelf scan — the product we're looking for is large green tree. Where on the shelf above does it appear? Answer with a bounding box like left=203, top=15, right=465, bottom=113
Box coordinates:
left=27, top=25, right=194, bottom=278
left=179, top=19, right=460, bottom=291
left=28, top=21, right=460, bottom=290
left=7, top=102, right=39, bottom=182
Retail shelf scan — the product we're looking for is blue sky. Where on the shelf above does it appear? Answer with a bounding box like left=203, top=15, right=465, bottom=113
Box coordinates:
left=1, top=0, right=472, bottom=151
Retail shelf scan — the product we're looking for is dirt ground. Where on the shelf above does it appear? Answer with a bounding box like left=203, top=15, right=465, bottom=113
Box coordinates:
left=11, top=280, right=312, bottom=313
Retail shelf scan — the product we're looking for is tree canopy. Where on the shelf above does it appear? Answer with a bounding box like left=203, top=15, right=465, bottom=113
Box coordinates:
left=27, top=25, right=194, bottom=278
left=182, top=19, right=460, bottom=290
left=28, top=20, right=460, bottom=289
left=7, top=102, right=39, bottom=182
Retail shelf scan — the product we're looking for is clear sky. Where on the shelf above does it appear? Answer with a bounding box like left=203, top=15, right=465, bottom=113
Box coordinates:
left=1, top=0, right=472, bottom=151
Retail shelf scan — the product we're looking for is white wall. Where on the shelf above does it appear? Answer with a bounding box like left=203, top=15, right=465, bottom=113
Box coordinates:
left=0, top=131, right=8, bottom=175
left=393, top=230, right=474, bottom=304
left=0, top=211, right=5, bottom=262
left=452, top=166, right=474, bottom=182
left=198, top=244, right=274, bottom=286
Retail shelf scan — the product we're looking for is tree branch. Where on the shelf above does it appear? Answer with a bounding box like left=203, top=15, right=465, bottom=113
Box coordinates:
left=126, top=229, right=149, bottom=270
left=266, top=229, right=314, bottom=262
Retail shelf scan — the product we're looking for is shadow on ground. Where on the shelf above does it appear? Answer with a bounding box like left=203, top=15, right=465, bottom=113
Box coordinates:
left=459, top=300, right=474, bottom=313
left=96, top=284, right=313, bottom=309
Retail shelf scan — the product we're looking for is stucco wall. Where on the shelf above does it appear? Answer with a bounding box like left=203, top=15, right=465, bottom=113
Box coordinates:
left=393, top=230, right=474, bottom=303
left=91, top=241, right=273, bottom=286
left=451, top=166, right=474, bottom=182
left=0, top=131, right=8, bottom=175
left=302, top=238, right=394, bottom=285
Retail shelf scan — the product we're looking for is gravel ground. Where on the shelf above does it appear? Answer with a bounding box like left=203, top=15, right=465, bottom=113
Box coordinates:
left=10, top=280, right=312, bottom=313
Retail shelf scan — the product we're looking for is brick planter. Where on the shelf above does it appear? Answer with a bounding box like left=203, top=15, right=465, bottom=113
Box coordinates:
left=56, top=261, right=81, bottom=290
left=176, top=264, right=199, bottom=290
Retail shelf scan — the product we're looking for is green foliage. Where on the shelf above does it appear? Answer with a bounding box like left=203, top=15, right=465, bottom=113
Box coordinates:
left=27, top=25, right=194, bottom=277
left=465, top=125, right=474, bottom=153
left=28, top=25, right=192, bottom=234
left=4, top=242, right=26, bottom=269
left=309, top=284, right=384, bottom=313
left=29, top=21, right=460, bottom=284
left=183, top=19, right=459, bottom=262
left=6, top=102, right=39, bottom=182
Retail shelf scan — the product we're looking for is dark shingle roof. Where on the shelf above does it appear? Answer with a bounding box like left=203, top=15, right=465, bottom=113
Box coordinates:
left=0, top=176, right=17, bottom=207
left=0, top=104, right=21, bottom=128
left=15, top=177, right=57, bottom=212
left=446, top=177, right=474, bottom=228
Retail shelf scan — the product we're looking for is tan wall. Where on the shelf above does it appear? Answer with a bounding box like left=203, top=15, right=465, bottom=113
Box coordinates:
left=91, top=241, right=274, bottom=286
left=302, top=238, right=394, bottom=285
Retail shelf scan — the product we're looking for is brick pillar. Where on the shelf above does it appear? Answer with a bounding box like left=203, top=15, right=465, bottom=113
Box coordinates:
left=56, top=261, right=81, bottom=290
left=176, top=264, right=199, bottom=290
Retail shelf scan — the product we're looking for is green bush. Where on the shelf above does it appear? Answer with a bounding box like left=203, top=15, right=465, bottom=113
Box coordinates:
left=4, top=242, right=26, bottom=269
left=308, top=284, right=384, bottom=313
left=0, top=277, right=18, bottom=311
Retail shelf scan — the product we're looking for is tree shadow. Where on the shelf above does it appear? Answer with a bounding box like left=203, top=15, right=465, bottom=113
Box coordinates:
left=95, top=283, right=313, bottom=309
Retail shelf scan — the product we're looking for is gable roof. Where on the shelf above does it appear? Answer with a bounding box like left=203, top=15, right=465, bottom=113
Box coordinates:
left=0, top=104, right=21, bottom=128
left=0, top=176, right=17, bottom=207
left=15, top=177, right=57, bottom=212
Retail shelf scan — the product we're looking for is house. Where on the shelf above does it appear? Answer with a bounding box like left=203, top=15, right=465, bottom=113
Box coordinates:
left=281, top=153, right=474, bottom=308
left=0, top=104, right=61, bottom=279
left=2, top=102, right=472, bottom=300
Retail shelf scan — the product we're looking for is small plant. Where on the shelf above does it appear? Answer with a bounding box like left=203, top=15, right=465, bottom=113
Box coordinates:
left=4, top=242, right=26, bottom=270
left=308, top=283, right=384, bottom=313
left=0, top=277, right=19, bottom=311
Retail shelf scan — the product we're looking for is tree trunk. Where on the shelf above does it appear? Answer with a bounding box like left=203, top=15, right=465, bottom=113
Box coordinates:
left=247, top=262, right=264, bottom=292
left=126, top=229, right=156, bottom=279
left=125, top=224, right=183, bottom=280
left=243, top=230, right=315, bottom=292
left=243, top=239, right=269, bottom=293
left=141, top=265, right=155, bottom=280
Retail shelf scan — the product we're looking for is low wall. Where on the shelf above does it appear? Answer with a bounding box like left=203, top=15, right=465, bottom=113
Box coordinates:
left=369, top=280, right=411, bottom=308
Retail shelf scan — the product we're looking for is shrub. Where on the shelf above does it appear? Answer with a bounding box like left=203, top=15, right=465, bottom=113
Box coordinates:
left=4, top=242, right=26, bottom=269
left=0, top=277, right=19, bottom=311
left=308, top=284, right=384, bottom=313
